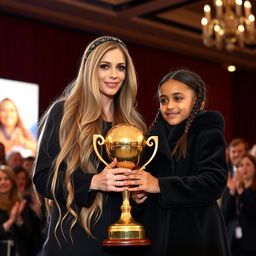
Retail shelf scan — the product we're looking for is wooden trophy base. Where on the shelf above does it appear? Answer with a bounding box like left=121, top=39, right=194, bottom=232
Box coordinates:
left=102, top=238, right=151, bottom=247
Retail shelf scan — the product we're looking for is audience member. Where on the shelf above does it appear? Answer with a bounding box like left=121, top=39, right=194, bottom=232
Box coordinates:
left=228, top=138, right=249, bottom=177
left=13, top=165, right=44, bottom=255
left=22, top=156, right=35, bottom=177
left=222, top=154, right=256, bottom=256
left=0, top=98, right=37, bottom=157
left=5, top=151, right=23, bottom=168
left=0, top=165, right=32, bottom=256
left=13, top=166, right=31, bottom=198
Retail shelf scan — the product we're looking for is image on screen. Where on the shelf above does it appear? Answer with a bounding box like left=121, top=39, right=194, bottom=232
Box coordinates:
left=0, top=78, right=39, bottom=157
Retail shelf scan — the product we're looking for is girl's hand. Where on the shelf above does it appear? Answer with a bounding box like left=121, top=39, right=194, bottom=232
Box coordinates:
left=131, top=191, right=147, bottom=204
left=126, top=170, right=160, bottom=193
left=90, top=158, right=131, bottom=192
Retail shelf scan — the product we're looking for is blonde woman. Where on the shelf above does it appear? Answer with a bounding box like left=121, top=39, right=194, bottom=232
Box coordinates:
left=0, top=98, right=37, bottom=157
left=33, top=36, right=146, bottom=255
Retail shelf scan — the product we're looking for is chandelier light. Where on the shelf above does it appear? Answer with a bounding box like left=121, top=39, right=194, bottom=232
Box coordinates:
left=201, top=0, right=256, bottom=51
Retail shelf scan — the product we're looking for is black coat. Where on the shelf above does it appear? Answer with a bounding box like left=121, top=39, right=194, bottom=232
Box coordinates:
left=134, top=110, right=230, bottom=256
left=222, top=188, right=256, bottom=255
left=33, top=101, right=147, bottom=256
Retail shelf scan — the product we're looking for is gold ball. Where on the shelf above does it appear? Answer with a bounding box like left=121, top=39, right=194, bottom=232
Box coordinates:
left=105, top=123, right=145, bottom=169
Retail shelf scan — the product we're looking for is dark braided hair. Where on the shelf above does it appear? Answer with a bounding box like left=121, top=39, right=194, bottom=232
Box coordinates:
left=158, top=69, right=206, bottom=159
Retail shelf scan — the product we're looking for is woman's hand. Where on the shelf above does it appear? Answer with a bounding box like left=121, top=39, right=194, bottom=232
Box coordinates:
left=126, top=170, right=160, bottom=193
left=90, top=158, right=131, bottom=192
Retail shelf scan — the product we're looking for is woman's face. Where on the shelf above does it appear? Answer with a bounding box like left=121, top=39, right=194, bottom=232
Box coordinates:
left=16, top=171, right=27, bottom=193
left=159, top=79, right=195, bottom=126
left=0, top=171, right=13, bottom=196
left=0, top=100, right=18, bottom=128
left=238, top=157, right=256, bottom=182
left=97, top=48, right=126, bottom=100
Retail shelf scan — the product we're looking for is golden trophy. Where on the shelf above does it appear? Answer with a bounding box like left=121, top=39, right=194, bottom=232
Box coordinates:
left=93, top=123, right=158, bottom=246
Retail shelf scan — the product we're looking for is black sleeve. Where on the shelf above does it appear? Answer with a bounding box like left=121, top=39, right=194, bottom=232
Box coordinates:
left=158, top=128, right=228, bottom=208
left=33, top=101, right=97, bottom=207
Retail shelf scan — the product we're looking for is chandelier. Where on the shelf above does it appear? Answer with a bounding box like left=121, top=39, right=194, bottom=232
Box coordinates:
left=201, top=0, right=256, bottom=51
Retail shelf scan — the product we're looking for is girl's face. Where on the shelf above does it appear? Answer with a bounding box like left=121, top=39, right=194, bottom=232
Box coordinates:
left=0, top=171, right=13, bottom=196
left=16, top=171, right=27, bottom=193
left=97, top=48, right=126, bottom=100
left=238, top=157, right=256, bottom=182
left=159, top=79, right=196, bottom=126
left=0, top=100, right=18, bottom=128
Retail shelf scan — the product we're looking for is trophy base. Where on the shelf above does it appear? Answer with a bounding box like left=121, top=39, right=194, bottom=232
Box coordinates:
left=102, top=238, right=151, bottom=246
left=102, top=220, right=151, bottom=247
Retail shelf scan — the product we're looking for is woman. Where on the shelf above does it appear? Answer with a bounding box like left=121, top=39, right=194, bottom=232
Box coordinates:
left=0, top=98, right=37, bottom=157
left=0, top=165, right=31, bottom=256
left=13, top=166, right=30, bottom=198
left=13, top=165, right=44, bottom=255
left=222, top=154, right=256, bottom=256
left=33, top=36, right=146, bottom=255
left=128, top=69, right=230, bottom=256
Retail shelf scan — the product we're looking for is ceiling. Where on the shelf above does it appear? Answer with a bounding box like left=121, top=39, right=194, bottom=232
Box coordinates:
left=1, top=0, right=256, bottom=69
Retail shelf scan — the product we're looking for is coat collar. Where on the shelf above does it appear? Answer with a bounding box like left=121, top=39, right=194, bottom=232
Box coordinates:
left=150, top=110, right=224, bottom=159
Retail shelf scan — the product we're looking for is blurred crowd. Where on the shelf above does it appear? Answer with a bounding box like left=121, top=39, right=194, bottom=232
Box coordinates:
left=221, top=138, right=256, bottom=256
left=0, top=143, right=44, bottom=256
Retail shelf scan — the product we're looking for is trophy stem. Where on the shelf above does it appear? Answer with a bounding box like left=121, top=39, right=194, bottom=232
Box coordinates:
left=107, top=190, right=144, bottom=239
left=102, top=189, right=150, bottom=246
left=120, top=191, right=132, bottom=223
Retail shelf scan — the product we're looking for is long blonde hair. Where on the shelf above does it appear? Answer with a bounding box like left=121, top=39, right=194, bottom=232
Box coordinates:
left=38, top=36, right=146, bottom=240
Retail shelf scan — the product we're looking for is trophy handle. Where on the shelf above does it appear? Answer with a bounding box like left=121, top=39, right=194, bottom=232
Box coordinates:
left=139, top=136, right=158, bottom=170
left=93, top=134, right=111, bottom=169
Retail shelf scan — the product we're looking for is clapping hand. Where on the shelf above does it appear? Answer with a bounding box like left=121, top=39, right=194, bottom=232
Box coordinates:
left=9, top=200, right=26, bottom=224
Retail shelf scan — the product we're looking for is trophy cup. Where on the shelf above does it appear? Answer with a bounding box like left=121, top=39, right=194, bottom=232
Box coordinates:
left=93, top=123, right=158, bottom=246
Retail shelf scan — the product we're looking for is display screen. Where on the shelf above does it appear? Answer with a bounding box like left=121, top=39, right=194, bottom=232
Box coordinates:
left=0, top=78, right=39, bottom=157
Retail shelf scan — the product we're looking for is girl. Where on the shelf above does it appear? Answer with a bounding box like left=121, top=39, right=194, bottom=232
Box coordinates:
left=222, top=154, right=256, bottom=256
left=128, top=69, right=230, bottom=256
left=33, top=36, right=146, bottom=255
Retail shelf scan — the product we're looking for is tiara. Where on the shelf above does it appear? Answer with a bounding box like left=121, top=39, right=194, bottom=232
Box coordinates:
left=85, top=36, right=127, bottom=59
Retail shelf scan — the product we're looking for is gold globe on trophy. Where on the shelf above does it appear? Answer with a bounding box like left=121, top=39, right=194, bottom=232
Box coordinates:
left=93, top=123, right=158, bottom=246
